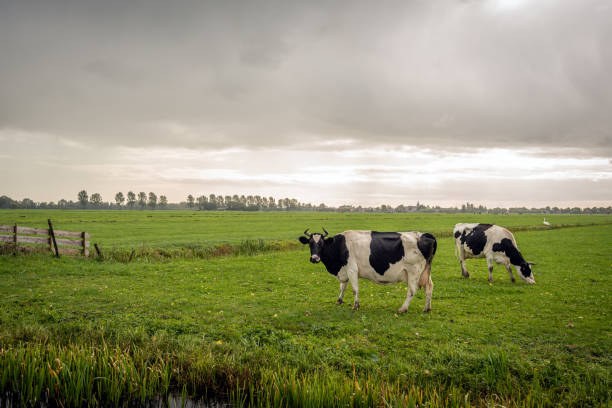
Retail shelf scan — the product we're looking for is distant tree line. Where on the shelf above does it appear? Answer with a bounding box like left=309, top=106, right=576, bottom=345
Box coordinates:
left=0, top=193, right=610, bottom=214
left=184, top=194, right=321, bottom=211
left=0, top=191, right=168, bottom=210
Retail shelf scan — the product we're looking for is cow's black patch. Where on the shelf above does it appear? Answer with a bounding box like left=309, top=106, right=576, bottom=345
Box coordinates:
left=454, top=231, right=461, bottom=239
left=460, top=224, right=493, bottom=255
left=492, top=238, right=532, bottom=277
left=319, top=234, right=349, bottom=276
left=417, top=233, right=437, bottom=263
left=369, top=231, right=404, bottom=275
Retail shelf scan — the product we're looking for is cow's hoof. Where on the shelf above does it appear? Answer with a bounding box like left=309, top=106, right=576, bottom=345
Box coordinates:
left=335, top=299, right=343, bottom=306
left=397, top=307, right=407, bottom=314
left=511, top=278, right=516, bottom=283
left=488, top=278, right=493, bottom=283
left=462, top=272, right=470, bottom=278
left=423, top=307, right=431, bottom=313
left=352, top=303, right=360, bottom=311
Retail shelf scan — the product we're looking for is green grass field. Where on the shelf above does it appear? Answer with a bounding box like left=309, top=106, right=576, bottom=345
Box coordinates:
left=1, top=210, right=611, bottom=248
left=0, top=210, right=611, bottom=407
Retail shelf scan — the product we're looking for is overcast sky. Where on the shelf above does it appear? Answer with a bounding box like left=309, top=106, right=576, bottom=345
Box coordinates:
left=1, top=0, right=611, bottom=207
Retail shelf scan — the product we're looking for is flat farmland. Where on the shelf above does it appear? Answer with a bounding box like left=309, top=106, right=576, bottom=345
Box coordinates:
left=0, top=211, right=610, bottom=407
left=0, top=210, right=610, bottom=248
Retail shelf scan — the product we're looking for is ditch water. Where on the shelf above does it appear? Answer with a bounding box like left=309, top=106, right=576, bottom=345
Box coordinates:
left=1, top=393, right=232, bottom=408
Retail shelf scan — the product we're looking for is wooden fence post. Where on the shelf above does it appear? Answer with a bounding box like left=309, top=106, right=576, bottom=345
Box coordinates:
left=82, top=232, right=90, bottom=257
left=47, top=219, right=60, bottom=257
left=13, top=223, right=17, bottom=255
left=94, top=243, right=102, bottom=259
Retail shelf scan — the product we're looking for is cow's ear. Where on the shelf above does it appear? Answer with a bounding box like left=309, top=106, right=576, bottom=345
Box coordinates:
left=299, top=236, right=309, bottom=244
left=324, top=237, right=334, bottom=245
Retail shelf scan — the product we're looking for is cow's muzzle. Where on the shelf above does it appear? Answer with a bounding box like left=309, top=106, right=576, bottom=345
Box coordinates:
left=310, top=255, right=321, bottom=264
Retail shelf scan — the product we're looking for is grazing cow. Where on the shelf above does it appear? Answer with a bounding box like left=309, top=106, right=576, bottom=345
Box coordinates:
left=453, top=223, right=535, bottom=284
left=299, top=228, right=437, bottom=313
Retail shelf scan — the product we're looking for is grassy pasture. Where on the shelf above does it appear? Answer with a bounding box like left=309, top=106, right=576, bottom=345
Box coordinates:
left=1, top=210, right=611, bottom=249
left=0, top=211, right=611, bottom=407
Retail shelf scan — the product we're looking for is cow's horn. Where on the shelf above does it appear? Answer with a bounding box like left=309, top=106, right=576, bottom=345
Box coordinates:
left=321, top=227, right=329, bottom=237
left=303, top=229, right=312, bottom=238
left=527, top=261, right=536, bottom=265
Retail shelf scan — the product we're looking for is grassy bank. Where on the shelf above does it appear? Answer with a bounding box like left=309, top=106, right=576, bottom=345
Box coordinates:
left=1, top=220, right=611, bottom=406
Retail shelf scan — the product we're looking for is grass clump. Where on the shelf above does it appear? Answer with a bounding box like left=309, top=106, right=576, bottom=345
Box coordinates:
left=92, top=239, right=300, bottom=262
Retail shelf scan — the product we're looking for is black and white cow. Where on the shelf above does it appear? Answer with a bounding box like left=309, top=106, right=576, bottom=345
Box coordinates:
left=453, top=223, right=535, bottom=284
left=299, top=228, right=437, bottom=313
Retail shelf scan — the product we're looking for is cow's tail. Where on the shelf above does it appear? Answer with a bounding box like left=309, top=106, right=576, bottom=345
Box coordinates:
left=418, top=233, right=437, bottom=265
left=417, top=233, right=437, bottom=288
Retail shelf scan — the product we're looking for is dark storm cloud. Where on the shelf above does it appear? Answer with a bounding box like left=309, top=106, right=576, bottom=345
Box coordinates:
left=0, top=0, right=611, bottom=153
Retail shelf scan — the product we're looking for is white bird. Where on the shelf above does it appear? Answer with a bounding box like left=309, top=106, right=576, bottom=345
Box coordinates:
left=543, top=218, right=551, bottom=226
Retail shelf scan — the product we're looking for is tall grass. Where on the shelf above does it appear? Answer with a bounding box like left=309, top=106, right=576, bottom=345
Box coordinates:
left=93, top=239, right=300, bottom=262
left=2, top=341, right=609, bottom=407
left=0, top=344, right=172, bottom=407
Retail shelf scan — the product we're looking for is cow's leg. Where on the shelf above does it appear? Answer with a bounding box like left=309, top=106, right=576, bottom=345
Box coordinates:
left=423, top=269, right=433, bottom=313
left=506, top=264, right=516, bottom=283
left=336, top=281, right=348, bottom=305
left=460, top=258, right=470, bottom=278
left=458, top=246, right=470, bottom=278
left=398, top=283, right=416, bottom=314
left=487, top=258, right=494, bottom=283
left=348, top=272, right=359, bottom=310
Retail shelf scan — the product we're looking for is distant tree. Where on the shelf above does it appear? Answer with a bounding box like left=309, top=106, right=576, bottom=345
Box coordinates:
left=148, top=192, right=157, bottom=209
left=159, top=195, right=168, bottom=208
left=127, top=191, right=136, bottom=209
left=78, top=190, right=88, bottom=208
left=58, top=199, right=68, bottom=209
left=187, top=194, right=195, bottom=208
left=115, top=192, right=125, bottom=208
left=21, top=198, right=36, bottom=209
left=90, top=193, right=102, bottom=207
left=0, top=195, right=14, bottom=209
left=197, top=195, right=208, bottom=210
left=138, top=192, right=147, bottom=209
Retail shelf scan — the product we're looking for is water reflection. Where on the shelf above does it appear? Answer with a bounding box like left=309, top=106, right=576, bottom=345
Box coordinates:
left=1, top=393, right=232, bottom=408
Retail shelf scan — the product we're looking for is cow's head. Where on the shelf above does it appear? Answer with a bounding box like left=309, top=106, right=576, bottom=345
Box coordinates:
left=517, top=262, right=536, bottom=284
left=299, top=228, right=329, bottom=263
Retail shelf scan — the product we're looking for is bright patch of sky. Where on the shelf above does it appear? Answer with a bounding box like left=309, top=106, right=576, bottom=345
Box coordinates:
left=2, top=128, right=610, bottom=208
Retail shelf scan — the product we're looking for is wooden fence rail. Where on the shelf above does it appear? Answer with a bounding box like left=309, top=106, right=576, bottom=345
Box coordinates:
left=0, top=222, right=89, bottom=256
